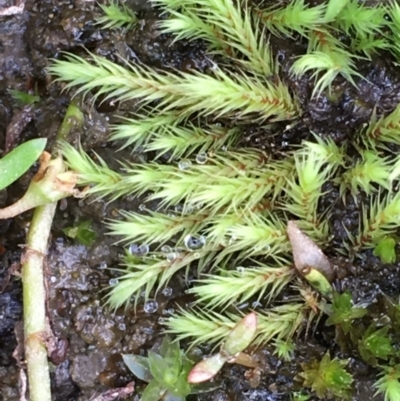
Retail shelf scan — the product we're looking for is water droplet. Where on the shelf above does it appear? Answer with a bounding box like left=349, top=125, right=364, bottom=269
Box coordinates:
left=178, top=159, right=192, bottom=170
left=196, top=152, right=208, bottom=164
left=161, top=245, right=173, bottom=253
left=129, top=243, right=150, bottom=256
left=221, top=145, right=228, bottom=151
left=162, top=287, right=173, bottom=296
left=109, top=278, right=119, bottom=286
left=139, top=204, right=146, bottom=211
left=99, top=261, right=107, bottom=270
left=252, top=301, right=262, bottom=308
left=236, top=266, right=245, bottom=274
left=175, top=204, right=184, bottom=213
left=193, top=252, right=200, bottom=259
left=166, top=252, right=177, bottom=262
left=143, top=300, right=159, bottom=314
left=158, top=317, right=168, bottom=324
left=184, top=234, right=206, bottom=251
left=228, top=236, right=237, bottom=245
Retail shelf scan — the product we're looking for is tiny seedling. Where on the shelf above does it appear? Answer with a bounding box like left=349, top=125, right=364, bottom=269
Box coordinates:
left=299, top=352, right=353, bottom=399
left=62, top=220, right=96, bottom=246
left=325, top=291, right=367, bottom=334
left=9, top=89, right=40, bottom=105
left=358, top=324, right=393, bottom=366
left=273, top=338, right=295, bottom=362
left=122, top=336, right=193, bottom=401
left=373, top=236, right=397, bottom=264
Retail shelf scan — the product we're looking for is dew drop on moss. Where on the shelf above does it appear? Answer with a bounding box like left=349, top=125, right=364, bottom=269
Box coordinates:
left=143, top=300, right=158, bottom=314
left=109, top=278, right=119, bottom=286
left=184, top=234, right=206, bottom=250
left=162, top=287, right=173, bottom=296
left=129, top=243, right=150, bottom=256
left=178, top=159, right=192, bottom=170
left=196, top=152, right=208, bottom=164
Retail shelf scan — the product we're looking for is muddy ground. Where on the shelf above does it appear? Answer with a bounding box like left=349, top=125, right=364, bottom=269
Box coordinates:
left=1, top=0, right=400, bottom=400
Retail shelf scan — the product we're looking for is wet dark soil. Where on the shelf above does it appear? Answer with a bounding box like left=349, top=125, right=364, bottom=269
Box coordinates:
left=1, top=0, right=400, bottom=400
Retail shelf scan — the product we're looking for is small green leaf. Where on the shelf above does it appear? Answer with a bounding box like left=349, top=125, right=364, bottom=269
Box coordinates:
left=326, top=291, right=367, bottom=333
left=140, top=379, right=165, bottom=401
left=358, top=325, right=393, bottom=365
left=148, top=352, right=176, bottom=386
left=0, top=138, right=47, bottom=191
left=9, top=89, right=40, bottom=105
left=301, top=353, right=353, bottom=399
left=373, top=236, right=397, bottom=264
left=122, top=354, right=153, bottom=382
left=188, top=353, right=227, bottom=384
left=223, top=312, right=257, bottom=356
left=62, top=220, right=96, bottom=246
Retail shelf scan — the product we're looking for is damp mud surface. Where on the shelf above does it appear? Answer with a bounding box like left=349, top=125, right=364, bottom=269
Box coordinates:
left=1, top=0, right=400, bottom=400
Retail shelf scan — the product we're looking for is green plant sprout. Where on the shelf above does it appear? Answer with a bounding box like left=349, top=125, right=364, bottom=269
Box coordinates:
left=373, top=236, right=397, bottom=264
left=299, top=352, right=353, bottom=399
left=273, top=338, right=295, bottom=362
left=358, top=324, right=394, bottom=366
left=325, top=291, right=367, bottom=334
left=122, top=336, right=193, bottom=400
left=374, top=364, right=400, bottom=401
left=9, top=89, right=40, bottom=105
left=96, top=0, right=138, bottom=30
left=62, top=220, right=97, bottom=246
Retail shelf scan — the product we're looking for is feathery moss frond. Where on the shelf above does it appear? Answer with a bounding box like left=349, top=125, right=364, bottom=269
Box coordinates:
left=334, top=0, right=386, bottom=38
left=146, top=125, right=241, bottom=160
left=49, top=53, right=298, bottom=121
left=97, top=0, right=138, bottom=30
left=157, top=0, right=273, bottom=76
left=340, top=151, right=391, bottom=197
left=107, top=210, right=206, bottom=246
left=108, top=250, right=211, bottom=308
left=110, top=111, right=184, bottom=150
left=355, top=192, right=400, bottom=249
left=387, top=1, right=400, bottom=59
left=291, top=49, right=360, bottom=98
left=257, top=0, right=326, bottom=38
left=107, top=259, right=163, bottom=309
left=206, top=211, right=290, bottom=260
left=282, top=144, right=336, bottom=222
left=188, top=263, right=293, bottom=309
left=374, top=365, right=400, bottom=401
left=362, top=104, right=400, bottom=149
left=165, top=303, right=304, bottom=348
left=60, top=142, right=126, bottom=200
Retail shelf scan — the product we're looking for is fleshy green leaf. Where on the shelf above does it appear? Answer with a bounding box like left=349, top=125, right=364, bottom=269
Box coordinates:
left=0, top=138, right=47, bottom=191
left=223, top=312, right=257, bottom=356
left=148, top=351, right=173, bottom=385
left=122, top=354, right=153, bottom=382
left=140, top=379, right=165, bottom=401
